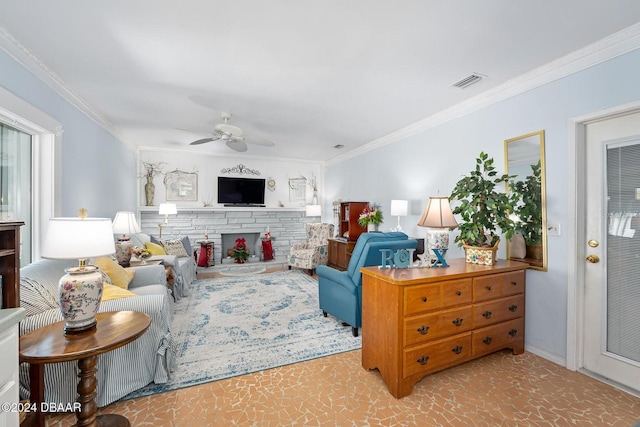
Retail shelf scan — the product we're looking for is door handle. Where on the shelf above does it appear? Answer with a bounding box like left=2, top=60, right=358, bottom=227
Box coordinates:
left=586, top=254, right=600, bottom=263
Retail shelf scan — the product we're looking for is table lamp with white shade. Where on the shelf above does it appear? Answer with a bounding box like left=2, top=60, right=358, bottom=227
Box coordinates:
left=390, top=200, right=408, bottom=232
left=40, top=210, right=116, bottom=334
left=112, top=210, right=141, bottom=267
left=306, top=204, right=322, bottom=218
left=417, top=196, right=458, bottom=267
left=158, top=202, right=177, bottom=238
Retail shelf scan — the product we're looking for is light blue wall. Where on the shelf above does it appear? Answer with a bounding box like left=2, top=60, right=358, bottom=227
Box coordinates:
left=0, top=50, right=136, bottom=218
left=325, top=48, right=640, bottom=361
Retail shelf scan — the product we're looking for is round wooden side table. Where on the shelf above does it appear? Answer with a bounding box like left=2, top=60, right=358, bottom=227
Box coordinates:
left=19, top=311, right=151, bottom=427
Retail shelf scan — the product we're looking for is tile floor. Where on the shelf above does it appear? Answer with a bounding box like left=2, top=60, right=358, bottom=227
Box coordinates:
left=39, top=267, right=640, bottom=426
left=44, top=349, right=640, bottom=427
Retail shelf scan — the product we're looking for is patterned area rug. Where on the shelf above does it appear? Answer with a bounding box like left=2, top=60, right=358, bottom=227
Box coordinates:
left=217, top=265, right=267, bottom=276
left=123, top=270, right=361, bottom=400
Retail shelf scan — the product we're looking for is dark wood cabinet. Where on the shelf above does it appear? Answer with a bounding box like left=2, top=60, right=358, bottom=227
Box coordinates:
left=327, top=238, right=356, bottom=271
left=337, top=201, right=368, bottom=241
left=328, top=202, right=368, bottom=270
left=0, top=221, right=23, bottom=308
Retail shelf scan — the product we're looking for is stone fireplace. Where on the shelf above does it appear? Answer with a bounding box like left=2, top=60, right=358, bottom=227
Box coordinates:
left=138, top=207, right=311, bottom=269
left=221, top=231, right=261, bottom=264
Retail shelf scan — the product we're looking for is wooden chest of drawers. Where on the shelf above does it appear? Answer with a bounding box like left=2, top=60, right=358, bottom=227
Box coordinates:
left=361, top=258, right=528, bottom=398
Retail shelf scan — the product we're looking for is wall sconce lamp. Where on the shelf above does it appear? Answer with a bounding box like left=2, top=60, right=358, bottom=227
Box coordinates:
left=390, top=200, right=408, bottom=232
left=417, top=196, right=458, bottom=267
left=158, top=203, right=177, bottom=238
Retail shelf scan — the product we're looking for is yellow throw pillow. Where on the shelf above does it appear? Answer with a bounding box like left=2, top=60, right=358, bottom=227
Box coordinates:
left=94, top=257, right=135, bottom=289
left=145, top=241, right=167, bottom=255
left=101, top=283, right=136, bottom=301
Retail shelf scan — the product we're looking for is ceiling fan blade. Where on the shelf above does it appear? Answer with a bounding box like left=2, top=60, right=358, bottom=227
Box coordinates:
left=226, top=139, right=248, bottom=152
left=190, top=137, right=216, bottom=145
left=244, top=135, right=275, bottom=147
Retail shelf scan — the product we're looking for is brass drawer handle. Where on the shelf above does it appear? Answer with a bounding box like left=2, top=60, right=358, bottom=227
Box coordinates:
left=486, top=286, right=492, bottom=291
left=509, top=329, right=518, bottom=337
left=452, top=318, right=464, bottom=327
left=482, top=311, right=492, bottom=319
left=482, top=337, right=493, bottom=345
left=422, top=296, right=428, bottom=302
left=452, top=345, right=463, bottom=354
left=417, top=325, right=430, bottom=335
left=417, top=355, right=430, bottom=366
left=456, top=290, right=462, bottom=296
left=511, top=281, right=518, bottom=286
left=509, top=305, right=518, bottom=312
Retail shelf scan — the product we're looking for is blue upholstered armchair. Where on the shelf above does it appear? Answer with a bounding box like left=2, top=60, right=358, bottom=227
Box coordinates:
left=316, top=232, right=417, bottom=337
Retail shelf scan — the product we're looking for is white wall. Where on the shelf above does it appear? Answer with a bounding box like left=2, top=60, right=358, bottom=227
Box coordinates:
left=325, top=48, right=640, bottom=362
left=139, top=149, right=323, bottom=210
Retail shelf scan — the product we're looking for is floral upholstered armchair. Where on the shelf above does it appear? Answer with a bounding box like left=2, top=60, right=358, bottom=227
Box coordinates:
left=288, top=223, right=335, bottom=275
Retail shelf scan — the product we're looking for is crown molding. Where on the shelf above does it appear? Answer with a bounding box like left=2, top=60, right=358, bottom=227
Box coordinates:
left=0, top=25, right=137, bottom=152
left=327, top=22, right=640, bottom=167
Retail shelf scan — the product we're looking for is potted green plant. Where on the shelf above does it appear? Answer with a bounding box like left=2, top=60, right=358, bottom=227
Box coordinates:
left=511, top=160, right=543, bottom=260
left=449, top=151, right=517, bottom=264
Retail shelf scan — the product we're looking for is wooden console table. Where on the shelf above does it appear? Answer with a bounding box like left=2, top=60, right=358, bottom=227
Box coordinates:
left=361, top=258, right=529, bottom=398
left=327, top=238, right=355, bottom=270
left=19, top=311, right=151, bottom=427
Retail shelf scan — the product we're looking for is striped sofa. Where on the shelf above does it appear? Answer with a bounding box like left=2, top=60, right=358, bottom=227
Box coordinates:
left=18, top=258, right=176, bottom=407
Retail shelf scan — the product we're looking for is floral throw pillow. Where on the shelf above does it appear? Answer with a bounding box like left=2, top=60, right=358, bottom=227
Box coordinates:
left=162, top=239, right=189, bottom=257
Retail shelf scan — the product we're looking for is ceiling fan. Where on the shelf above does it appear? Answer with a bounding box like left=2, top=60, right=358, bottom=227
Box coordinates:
left=187, top=112, right=275, bottom=153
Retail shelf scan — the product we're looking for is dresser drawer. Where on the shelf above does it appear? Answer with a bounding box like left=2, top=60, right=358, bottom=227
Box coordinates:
left=473, top=275, right=501, bottom=302
left=404, top=306, right=472, bottom=347
left=501, top=271, right=525, bottom=296
left=442, top=279, right=473, bottom=308
left=472, top=318, right=524, bottom=357
left=403, top=333, right=472, bottom=378
left=404, top=283, right=442, bottom=316
left=473, top=294, right=524, bottom=328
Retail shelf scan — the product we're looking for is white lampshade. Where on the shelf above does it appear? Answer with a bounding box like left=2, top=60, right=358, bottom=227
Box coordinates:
left=390, top=200, right=408, bottom=217
left=306, top=204, right=322, bottom=217
left=41, top=218, right=116, bottom=259
left=112, top=211, right=141, bottom=235
left=158, top=203, right=177, bottom=215
left=417, top=196, right=458, bottom=229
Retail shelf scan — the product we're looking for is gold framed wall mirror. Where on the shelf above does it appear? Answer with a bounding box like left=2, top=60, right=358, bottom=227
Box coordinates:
left=504, top=130, right=547, bottom=271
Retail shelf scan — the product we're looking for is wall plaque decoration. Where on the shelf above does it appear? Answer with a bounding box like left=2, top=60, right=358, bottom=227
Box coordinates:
left=288, top=178, right=306, bottom=202
left=164, top=169, right=198, bottom=201
left=220, top=164, right=261, bottom=175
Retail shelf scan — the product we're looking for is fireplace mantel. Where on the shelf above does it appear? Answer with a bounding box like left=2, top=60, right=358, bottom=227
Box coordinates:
left=138, top=206, right=306, bottom=213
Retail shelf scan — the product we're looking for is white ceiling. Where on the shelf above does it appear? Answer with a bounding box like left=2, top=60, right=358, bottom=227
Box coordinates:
left=1, top=1, right=640, bottom=162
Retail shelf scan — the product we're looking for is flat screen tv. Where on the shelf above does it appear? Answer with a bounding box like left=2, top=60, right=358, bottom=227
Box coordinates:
left=217, top=176, right=266, bottom=206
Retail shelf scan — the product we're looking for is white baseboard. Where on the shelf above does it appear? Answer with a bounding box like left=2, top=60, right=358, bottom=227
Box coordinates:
left=525, top=344, right=567, bottom=367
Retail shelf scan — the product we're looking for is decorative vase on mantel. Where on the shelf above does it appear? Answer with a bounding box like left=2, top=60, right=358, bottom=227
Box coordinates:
left=144, top=176, right=155, bottom=206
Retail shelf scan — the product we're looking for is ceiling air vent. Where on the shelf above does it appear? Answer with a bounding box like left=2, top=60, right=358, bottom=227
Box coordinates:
left=451, top=73, right=485, bottom=89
